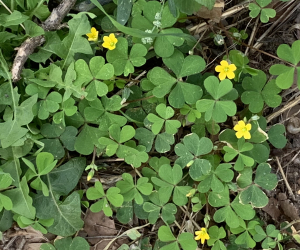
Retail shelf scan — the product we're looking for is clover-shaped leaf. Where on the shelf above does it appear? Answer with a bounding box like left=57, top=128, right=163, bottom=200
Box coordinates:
left=212, top=194, right=255, bottom=229
left=227, top=50, right=259, bottom=81
left=147, top=104, right=181, bottom=135
left=106, top=38, right=147, bottom=76
left=207, top=226, right=226, bottom=250
left=253, top=224, right=279, bottom=249
left=131, top=2, right=183, bottom=57
left=86, top=181, right=123, bottom=216
left=149, top=50, right=205, bottom=108
left=141, top=156, right=170, bottom=181
left=158, top=226, right=197, bottom=250
left=223, top=138, right=254, bottom=171
left=151, top=164, right=191, bottom=206
left=175, top=133, right=213, bottom=179
left=241, top=70, right=282, bottom=113
left=23, top=152, right=57, bottom=196
left=249, top=0, right=276, bottom=23
left=116, top=173, right=153, bottom=205
left=99, top=129, right=148, bottom=167
left=143, top=191, right=177, bottom=224
left=208, top=186, right=230, bottom=208
left=135, top=128, right=175, bottom=153
left=198, top=163, right=234, bottom=193
left=230, top=219, right=260, bottom=249
left=74, top=57, right=114, bottom=101
left=83, top=95, right=127, bottom=131
left=239, top=163, right=277, bottom=208
left=53, top=98, right=78, bottom=125
left=196, top=76, right=237, bottom=123
left=191, top=116, right=220, bottom=138
left=74, top=124, right=108, bottom=155
left=269, top=40, right=300, bottom=89
left=40, top=236, right=90, bottom=250
left=38, top=92, right=62, bottom=120
left=180, top=104, right=201, bottom=123
left=268, top=124, right=287, bottom=149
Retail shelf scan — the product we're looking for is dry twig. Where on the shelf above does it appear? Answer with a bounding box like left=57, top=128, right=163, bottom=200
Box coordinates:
left=11, top=0, right=77, bottom=82
left=276, top=156, right=296, bottom=200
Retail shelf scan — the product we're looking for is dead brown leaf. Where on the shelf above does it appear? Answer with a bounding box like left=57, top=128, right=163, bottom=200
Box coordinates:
left=262, top=197, right=281, bottom=221
left=24, top=243, right=43, bottom=250
left=278, top=193, right=300, bottom=230
left=195, top=0, right=224, bottom=23
left=83, top=210, right=117, bottom=245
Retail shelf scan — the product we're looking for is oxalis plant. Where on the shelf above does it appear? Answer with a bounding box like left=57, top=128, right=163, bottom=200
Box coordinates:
left=0, top=0, right=297, bottom=249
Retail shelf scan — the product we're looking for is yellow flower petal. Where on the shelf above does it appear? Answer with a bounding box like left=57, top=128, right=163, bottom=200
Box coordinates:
left=238, top=120, right=246, bottom=127
left=103, top=36, right=110, bottom=43
left=91, top=27, right=97, bottom=33
left=234, top=124, right=242, bottom=131
left=218, top=72, right=226, bottom=81
left=215, top=65, right=223, bottom=72
left=246, top=124, right=252, bottom=130
left=244, top=131, right=251, bottom=139
left=220, top=60, right=229, bottom=67
left=236, top=131, right=244, bottom=138
left=226, top=71, right=235, bottom=79
left=228, top=64, right=237, bottom=71
left=108, top=44, right=116, bottom=50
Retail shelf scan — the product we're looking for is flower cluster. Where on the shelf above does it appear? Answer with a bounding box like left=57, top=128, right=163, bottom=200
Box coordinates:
left=86, top=28, right=118, bottom=50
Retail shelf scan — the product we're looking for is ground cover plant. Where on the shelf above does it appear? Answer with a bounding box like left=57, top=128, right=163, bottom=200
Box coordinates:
left=0, top=0, right=300, bottom=249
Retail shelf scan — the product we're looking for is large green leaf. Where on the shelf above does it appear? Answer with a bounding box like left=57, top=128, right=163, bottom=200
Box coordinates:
left=33, top=158, right=86, bottom=236
left=48, top=14, right=93, bottom=69
left=4, top=177, right=36, bottom=219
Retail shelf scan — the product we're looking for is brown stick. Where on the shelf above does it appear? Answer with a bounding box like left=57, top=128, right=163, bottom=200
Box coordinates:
left=11, top=0, right=77, bottom=82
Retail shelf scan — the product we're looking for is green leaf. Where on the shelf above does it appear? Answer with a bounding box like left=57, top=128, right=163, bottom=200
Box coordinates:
left=0, top=10, right=28, bottom=27
left=51, top=236, right=90, bottom=250
left=75, top=125, right=108, bottom=155
left=107, top=38, right=147, bottom=76
left=117, top=0, right=133, bottom=25
left=268, top=124, right=287, bottom=149
left=34, top=191, right=83, bottom=236
left=86, top=181, right=105, bottom=200
left=48, top=14, right=93, bottom=69
left=4, top=177, right=36, bottom=219
left=254, top=163, right=278, bottom=190
left=0, top=94, right=38, bottom=148
left=196, top=76, right=236, bottom=123
left=158, top=226, right=176, bottom=242
left=173, top=0, right=201, bottom=14
left=241, top=71, right=281, bottom=113
left=269, top=40, right=300, bottom=89
left=24, top=20, right=45, bottom=37
left=178, top=233, right=198, bottom=250
left=240, top=185, right=269, bottom=208
left=0, top=210, right=13, bottom=232
left=208, top=187, right=230, bottom=207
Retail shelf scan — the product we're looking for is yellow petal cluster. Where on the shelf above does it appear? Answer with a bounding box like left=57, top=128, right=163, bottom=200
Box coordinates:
left=86, top=27, right=99, bottom=42
left=195, top=228, right=210, bottom=244
left=102, top=33, right=118, bottom=50
left=215, top=60, right=237, bottom=81
left=234, top=120, right=252, bottom=139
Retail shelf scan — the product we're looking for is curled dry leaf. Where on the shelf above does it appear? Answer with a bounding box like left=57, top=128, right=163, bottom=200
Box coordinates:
left=195, top=0, right=225, bottom=23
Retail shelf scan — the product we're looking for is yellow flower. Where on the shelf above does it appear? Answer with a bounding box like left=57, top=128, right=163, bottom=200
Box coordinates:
left=195, top=228, right=210, bottom=244
left=86, top=27, right=99, bottom=42
left=234, top=120, right=252, bottom=139
left=102, top=33, right=118, bottom=50
left=215, top=60, right=237, bottom=81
